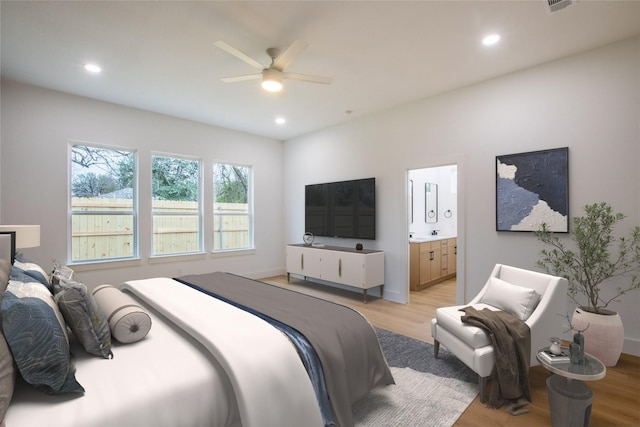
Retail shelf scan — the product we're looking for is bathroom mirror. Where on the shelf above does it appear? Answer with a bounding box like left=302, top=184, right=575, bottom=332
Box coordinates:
left=425, top=182, right=438, bottom=223
left=409, top=180, right=414, bottom=223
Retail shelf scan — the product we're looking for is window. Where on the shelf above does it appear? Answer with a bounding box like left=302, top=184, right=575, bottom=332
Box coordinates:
left=70, top=143, right=136, bottom=262
left=213, top=163, right=252, bottom=251
left=152, top=154, right=202, bottom=256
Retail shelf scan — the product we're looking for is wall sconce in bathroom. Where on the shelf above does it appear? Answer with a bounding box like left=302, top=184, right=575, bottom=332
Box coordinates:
left=444, top=209, right=453, bottom=218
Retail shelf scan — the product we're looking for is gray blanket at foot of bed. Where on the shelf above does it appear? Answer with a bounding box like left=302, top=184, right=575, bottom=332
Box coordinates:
left=176, top=272, right=394, bottom=427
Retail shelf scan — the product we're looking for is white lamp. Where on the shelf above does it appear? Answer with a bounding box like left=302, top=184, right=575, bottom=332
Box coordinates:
left=261, top=68, right=283, bottom=92
left=0, top=225, right=40, bottom=249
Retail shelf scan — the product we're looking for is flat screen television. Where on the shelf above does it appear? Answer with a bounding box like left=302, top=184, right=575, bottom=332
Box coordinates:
left=305, top=177, right=375, bottom=240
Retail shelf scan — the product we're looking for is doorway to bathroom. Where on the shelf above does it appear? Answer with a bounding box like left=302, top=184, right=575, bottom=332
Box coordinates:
left=408, top=164, right=458, bottom=301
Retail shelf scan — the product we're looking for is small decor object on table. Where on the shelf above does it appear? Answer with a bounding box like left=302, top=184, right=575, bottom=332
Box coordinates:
left=302, top=232, right=314, bottom=246
left=570, top=330, right=586, bottom=364
left=549, top=337, right=562, bottom=355
left=539, top=347, right=570, bottom=364
left=355, top=243, right=363, bottom=251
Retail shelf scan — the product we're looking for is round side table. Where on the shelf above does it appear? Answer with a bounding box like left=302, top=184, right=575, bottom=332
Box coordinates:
left=537, top=347, right=606, bottom=427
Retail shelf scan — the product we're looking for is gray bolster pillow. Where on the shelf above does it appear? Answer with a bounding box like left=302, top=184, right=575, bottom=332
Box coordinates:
left=92, top=284, right=152, bottom=344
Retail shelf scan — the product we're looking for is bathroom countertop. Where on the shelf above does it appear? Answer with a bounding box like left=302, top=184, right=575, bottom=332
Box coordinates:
left=409, top=235, right=456, bottom=243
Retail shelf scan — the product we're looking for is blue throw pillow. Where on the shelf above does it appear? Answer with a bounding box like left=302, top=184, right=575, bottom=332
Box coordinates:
left=13, top=253, right=51, bottom=290
left=9, top=266, right=39, bottom=284
left=1, top=278, right=84, bottom=394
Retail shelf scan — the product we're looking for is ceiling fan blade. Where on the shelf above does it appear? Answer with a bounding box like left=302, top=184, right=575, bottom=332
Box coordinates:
left=214, top=40, right=264, bottom=70
left=273, top=39, right=308, bottom=70
left=221, top=73, right=262, bottom=83
left=284, top=72, right=333, bottom=85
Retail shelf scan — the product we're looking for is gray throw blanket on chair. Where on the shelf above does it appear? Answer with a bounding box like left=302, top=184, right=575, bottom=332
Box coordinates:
left=460, top=307, right=531, bottom=409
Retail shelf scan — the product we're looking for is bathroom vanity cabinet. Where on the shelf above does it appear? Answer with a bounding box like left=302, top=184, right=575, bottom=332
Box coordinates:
left=409, top=237, right=456, bottom=291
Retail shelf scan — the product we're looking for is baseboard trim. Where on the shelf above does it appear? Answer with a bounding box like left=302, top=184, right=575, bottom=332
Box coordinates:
left=623, top=337, right=640, bottom=357
left=246, top=268, right=285, bottom=280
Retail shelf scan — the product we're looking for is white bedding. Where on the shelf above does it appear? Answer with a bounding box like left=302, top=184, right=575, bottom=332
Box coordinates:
left=6, top=277, right=323, bottom=427
left=6, top=289, right=240, bottom=427
left=123, top=278, right=323, bottom=427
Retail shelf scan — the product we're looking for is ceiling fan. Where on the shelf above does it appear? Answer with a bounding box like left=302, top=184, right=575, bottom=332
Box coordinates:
left=214, top=39, right=333, bottom=92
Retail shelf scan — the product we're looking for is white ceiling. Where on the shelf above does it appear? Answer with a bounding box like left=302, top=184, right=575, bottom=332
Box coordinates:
left=2, top=1, right=639, bottom=141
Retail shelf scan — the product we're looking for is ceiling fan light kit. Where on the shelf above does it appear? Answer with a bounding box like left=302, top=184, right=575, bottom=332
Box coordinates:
left=216, top=39, right=332, bottom=93
left=261, top=68, right=283, bottom=92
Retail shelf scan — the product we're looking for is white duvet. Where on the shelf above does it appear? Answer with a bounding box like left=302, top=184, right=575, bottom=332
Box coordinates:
left=123, top=278, right=323, bottom=427
left=6, top=277, right=323, bottom=427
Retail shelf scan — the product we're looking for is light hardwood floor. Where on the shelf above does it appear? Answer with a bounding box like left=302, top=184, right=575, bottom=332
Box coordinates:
left=262, top=275, right=640, bottom=427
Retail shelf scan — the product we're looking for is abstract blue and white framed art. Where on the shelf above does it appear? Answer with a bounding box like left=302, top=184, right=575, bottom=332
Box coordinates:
left=496, top=147, right=568, bottom=232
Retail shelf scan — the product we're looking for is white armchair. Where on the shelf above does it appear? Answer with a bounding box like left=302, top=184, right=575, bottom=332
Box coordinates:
left=430, top=264, right=567, bottom=402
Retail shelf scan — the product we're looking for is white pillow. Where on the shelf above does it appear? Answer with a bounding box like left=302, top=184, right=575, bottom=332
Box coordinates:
left=480, top=276, right=541, bottom=320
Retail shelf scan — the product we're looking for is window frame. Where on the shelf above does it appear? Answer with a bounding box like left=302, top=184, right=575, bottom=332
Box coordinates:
left=68, top=141, right=138, bottom=264
left=212, top=162, right=254, bottom=253
left=150, top=152, right=204, bottom=257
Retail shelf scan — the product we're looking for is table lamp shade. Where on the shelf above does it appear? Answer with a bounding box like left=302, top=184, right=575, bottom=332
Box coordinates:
left=0, top=225, right=40, bottom=249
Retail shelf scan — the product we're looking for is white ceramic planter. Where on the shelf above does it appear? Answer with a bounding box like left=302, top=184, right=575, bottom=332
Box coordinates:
left=571, top=307, right=624, bottom=366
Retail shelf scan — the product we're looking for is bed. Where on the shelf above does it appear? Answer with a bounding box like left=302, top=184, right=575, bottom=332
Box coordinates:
left=1, top=258, right=393, bottom=427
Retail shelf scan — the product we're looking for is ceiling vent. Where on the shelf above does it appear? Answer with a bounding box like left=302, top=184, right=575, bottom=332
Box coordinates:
left=544, top=0, right=577, bottom=14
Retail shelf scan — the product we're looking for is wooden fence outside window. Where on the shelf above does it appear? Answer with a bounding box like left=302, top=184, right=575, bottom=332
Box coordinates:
left=71, top=198, right=248, bottom=260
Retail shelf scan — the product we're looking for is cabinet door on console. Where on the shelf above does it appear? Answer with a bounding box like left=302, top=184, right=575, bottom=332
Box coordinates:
left=286, top=246, right=322, bottom=278
left=320, top=251, right=365, bottom=287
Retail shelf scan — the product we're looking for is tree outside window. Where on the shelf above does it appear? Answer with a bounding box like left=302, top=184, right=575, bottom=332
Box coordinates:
left=213, top=164, right=252, bottom=251
left=152, top=154, right=202, bottom=256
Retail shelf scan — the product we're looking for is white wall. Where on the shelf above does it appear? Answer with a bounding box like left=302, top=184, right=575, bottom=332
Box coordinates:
left=0, top=80, right=285, bottom=285
left=408, top=165, right=458, bottom=238
left=283, top=37, right=640, bottom=354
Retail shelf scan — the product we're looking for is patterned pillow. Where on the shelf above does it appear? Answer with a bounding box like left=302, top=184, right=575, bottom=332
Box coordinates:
left=52, top=264, right=112, bottom=359
left=1, top=275, right=84, bottom=394
left=13, top=253, right=51, bottom=290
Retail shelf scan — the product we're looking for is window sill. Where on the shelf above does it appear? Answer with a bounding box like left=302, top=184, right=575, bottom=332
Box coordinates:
left=211, top=248, right=256, bottom=258
left=64, top=249, right=253, bottom=270
left=67, top=258, right=142, bottom=272
left=149, top=252, right=207, bottom=264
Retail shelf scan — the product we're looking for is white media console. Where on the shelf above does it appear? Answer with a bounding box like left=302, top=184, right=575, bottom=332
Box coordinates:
left=286, top=244, right=384, bottom=303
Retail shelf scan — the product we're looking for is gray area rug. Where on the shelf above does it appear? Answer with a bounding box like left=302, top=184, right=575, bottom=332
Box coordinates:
left=375, top=328, right=477, bottom=384
left=352, top=328, right=479, bottom=426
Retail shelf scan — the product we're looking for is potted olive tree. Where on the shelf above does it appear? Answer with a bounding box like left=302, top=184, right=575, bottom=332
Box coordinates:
left=536, top=202, right=640, bottom=366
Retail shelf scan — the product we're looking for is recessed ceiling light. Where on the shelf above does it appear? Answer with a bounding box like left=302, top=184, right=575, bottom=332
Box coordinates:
left=84, top=63, right=102, bottom=73
left=482, top=34, right=501, bottom=46
left=275, top=117, right=286, bottom=125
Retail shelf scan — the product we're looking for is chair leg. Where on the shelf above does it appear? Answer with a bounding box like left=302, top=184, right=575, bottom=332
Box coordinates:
left=434, top=340, right=440, bottom=358
left=478, top=375, right=489, bottom=403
